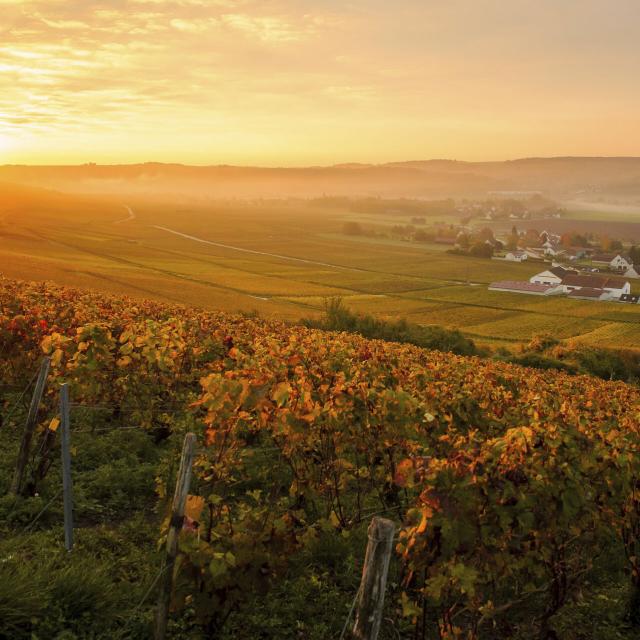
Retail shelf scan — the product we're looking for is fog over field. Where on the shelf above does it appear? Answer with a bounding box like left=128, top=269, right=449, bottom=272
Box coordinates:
left=3, top=157, right=640, bottom=201
left=2, top=174, right=640, bottom=353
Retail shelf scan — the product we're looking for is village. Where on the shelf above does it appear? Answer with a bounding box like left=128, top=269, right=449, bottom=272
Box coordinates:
left=488, top=229, right=639, bottom=303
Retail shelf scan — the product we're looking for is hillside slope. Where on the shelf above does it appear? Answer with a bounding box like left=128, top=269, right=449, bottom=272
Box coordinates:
left=3, top=157, right=640, bottom=199
left=2, top=276, right=640, bottom=639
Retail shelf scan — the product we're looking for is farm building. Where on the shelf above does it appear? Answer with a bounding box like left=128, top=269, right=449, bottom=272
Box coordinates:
left=567, top=288, right=610, bottom=301
left=491, top=271, right=629, bottom=302
left=591, top=253, right=615, bottom=265
left=624, top=266, right=640, bottom=279
left=530, top=266, right=577, bottom=286
left=560, top=274, right=630, bottom=297
left=488, top=281, right=563, bottom=296
left=619, top=294, right=640, bottom=304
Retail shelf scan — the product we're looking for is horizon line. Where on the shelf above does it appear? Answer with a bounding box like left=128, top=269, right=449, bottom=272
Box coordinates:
left=3, top=155, right=640, bottom=170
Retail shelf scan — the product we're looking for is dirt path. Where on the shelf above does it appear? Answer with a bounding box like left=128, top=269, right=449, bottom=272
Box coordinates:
left=152, top=225, right=363, bottom=272
left=115, top=205, right=136, bottom=224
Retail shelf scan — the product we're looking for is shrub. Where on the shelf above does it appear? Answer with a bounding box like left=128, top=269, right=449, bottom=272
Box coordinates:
left=303, top=298, right=478, bottom=356
left=508, top=352, right=578, bottom=373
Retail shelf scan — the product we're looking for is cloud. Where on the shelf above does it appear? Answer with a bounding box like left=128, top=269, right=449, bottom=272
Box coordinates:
left=220, top=13, right=317, bottom=42
left=170, top=17, right=218, bottom=32
left=2, top=0, right=639, bottom=164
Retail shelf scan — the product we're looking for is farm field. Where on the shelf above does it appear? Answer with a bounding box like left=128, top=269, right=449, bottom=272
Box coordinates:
left=2, top=190, right=640, bottom=350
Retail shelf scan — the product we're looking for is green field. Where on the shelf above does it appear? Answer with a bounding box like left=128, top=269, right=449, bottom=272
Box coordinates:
left=2, top=193, right=640, bottom=350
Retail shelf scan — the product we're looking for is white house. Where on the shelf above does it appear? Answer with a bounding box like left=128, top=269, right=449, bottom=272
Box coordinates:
left=530, top=266, right=577, bottom=286
left=540, top=231, right=561, bottom=245
left=524, top=248, right=546, bottom=260
left=624, top=266, right=640, bottom=279
left=505, top=251, right=528, bottom=262
left=543, top=245, right=564, bottom=258
left=591, top=253, right=633, bottom=271
left=610, top=254, right=633, bottom=271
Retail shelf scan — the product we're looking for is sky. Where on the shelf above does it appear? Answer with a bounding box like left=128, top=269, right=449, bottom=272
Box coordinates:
left=1, top=0, right=639, bottom=166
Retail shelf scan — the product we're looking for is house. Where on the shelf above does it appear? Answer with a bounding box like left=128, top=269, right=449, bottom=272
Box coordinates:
left=540, top=231, right=561, bottom=245
left=488, top=281, right=563, bottom=296
left=624, top=266, right=640, bottom=279
left=619, top=294, right=640, bottom=304
left=530, top=266, right=577, bottom=286
left=610, top=254, right=633, bottom=271
left=543, top=244, right=564, bottom=257
left=560, top=274, right=630, bottom=297
left=524, top=248, right=546, bottom=260
left=505, top=251, right=528, bottom=262
left=591, top=253, right=633, bottom=271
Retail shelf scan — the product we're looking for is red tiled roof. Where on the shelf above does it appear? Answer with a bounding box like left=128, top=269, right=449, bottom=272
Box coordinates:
left=568, top=288, right=605, bottom=299
left=561, top=274, right=627, bottom=289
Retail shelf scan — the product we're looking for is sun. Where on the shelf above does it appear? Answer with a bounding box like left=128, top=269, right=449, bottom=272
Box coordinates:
left=0, top=133, right=14, bottom=154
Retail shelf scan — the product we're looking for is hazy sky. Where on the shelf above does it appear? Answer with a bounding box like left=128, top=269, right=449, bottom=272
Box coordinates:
left=1, top=0, right=639, bottom=165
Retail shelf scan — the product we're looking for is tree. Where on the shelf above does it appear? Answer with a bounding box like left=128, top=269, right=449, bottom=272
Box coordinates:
left=414, top=230, right=433, bottom=242
left=507, top=226, right=520, bottom=250
left=469, top=242, right=494, bottom=258
left=610, top=239, right=623, bottom=251
left=524, top=229, right=542, bottom=246
left=570, top=233, right=589, bottom=248
left=456, top=232, right=470, bottom=249
left=629, top=246, right=640, bottom=265
left=477, top=227, right=495, bottom=242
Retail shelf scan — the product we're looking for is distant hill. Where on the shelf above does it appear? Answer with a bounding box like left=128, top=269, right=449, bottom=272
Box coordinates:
left=0, top=182, right=85, bottom=213
left=1, top=157, right=640, bottom=200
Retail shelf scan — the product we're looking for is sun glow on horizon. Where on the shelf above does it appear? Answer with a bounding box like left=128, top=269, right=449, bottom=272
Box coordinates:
left=1, top=0, right=639, bottom=165
left=0, top=133, right=14, bottom=154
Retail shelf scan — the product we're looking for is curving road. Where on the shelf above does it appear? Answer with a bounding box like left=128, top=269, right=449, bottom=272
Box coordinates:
left=115, top=205, right=136, bottom=224
left=152, top=224, right=363, bottom=272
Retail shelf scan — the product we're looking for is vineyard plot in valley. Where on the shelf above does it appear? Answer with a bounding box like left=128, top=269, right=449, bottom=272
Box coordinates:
left=2, top=188, right=640, bottom=351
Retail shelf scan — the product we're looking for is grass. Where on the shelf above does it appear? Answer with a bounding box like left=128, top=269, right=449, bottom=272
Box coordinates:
left=2, top=195, right=640, bottom=348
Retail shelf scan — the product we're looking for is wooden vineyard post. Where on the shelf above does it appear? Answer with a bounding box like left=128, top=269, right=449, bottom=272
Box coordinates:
left=10, top=357, right=50, bottom=495
left=352, top=517, right=396, bottom=640
left=60, top=383, right=74, bottom=552
left=154, top=432, right=197, bottom=640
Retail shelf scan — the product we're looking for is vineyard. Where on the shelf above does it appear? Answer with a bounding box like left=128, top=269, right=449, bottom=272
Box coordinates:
left=2, top=275, right=640, bottom=639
